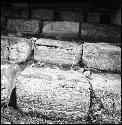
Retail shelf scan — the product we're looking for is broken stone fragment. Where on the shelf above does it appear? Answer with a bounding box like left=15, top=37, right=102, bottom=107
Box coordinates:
left=1, top=64, right=21, bottom=105
left=8, top=37, right=33, bottom=64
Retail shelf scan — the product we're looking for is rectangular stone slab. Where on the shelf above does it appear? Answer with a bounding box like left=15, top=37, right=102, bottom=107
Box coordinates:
left=42, top=21, right=79, bottom=39
left=16, top=66, right=90, bottom=120
left=31, top=9, right=53, bottom=20
left=7, top=19, right=40, bottom=35
left=82, top=42, right=121, bottom=72
left=80, top=23, right=121, bottom=42
left=59, top=10, right=83, bottom=22
left=34, top=38, right=82, bottom=65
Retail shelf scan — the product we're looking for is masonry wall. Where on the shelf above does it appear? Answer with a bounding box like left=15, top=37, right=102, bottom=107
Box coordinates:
left=1, top=2, right=121, bottom=124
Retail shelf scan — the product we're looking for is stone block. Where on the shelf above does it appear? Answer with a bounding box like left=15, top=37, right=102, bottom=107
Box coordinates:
left=34, top=38, right=82, bottom=65
left=8, top=36, right=33, bottom=64
left=16, top=66, right=90, bottom=120
left=42, top=21, right=79, bottom=39
left=82, top=43, right=121, bottom=72
left=59, top=10, right=83, bottom=22
left=31, top=9, right=53, bottom=20
left=87, top=12, right=100, bottom=23
left=90, top=73, right=121, bottom=118
left=80, top=23, right=121, bottom=42
left=7, top=19, right=40, bottom=35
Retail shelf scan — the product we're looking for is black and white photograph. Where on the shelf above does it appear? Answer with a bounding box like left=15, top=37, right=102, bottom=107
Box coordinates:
left=1, top=0, right=121, bottom=124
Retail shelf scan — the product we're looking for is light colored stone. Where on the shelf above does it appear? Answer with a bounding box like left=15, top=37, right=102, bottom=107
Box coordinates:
left=1, top=64, right=21, bottom=103
left=90, top=73, right=121, bottom=116
left=8, top=37, right=33, bottom=64
left=16, top=65, right=90, bottom=119
left=31, top=9, right=53, bottom=20
left=7, top=19, right=40, bottom=35
left=34, top=38, right=82, bottom=65
left=42, top=21, right=79, bottom=39
left=82, top=42, right=121, bottom=72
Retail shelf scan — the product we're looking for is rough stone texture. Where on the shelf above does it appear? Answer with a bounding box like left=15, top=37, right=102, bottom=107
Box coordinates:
left=34, top=38, right=82, bottom=65
left=80, top=23, right=121, bottom=42
left=90, top=73, right=121, bottom=118
left=87, top=12, right=100, bottom=23
left=8, top=36, right=33, bottom=64
left=16, top=66, right=90, bottom=120
left=31, top=9, right=53, bottom=20
left=7, top=19, right=40, bottom=35
left=1, top=64, right=21, bottom=103
left=42, top=21, right=79, bottom=39
left=1, top=36, right=10, bottom=63
left=59, top=10, right=83, bottom=22
left=82, top=42, right=121, bottom=72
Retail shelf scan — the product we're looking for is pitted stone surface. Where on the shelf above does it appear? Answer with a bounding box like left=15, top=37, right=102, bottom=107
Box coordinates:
left=16, top=66, right=90, bottom=119
left=82, top=42, right=121, bottom=72
left=7, top=19, right=40, bottom=35
left=34, top=38, right=82, bottom=65
left=1, top=64, right=21, bottom=103
left=8, top=36, right=33, bottom=64
left=90, top=73, right=121, bottom=117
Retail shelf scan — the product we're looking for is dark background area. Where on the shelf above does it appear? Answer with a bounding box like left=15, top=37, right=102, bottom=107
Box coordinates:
left=1, top=0, right=121, bottom=9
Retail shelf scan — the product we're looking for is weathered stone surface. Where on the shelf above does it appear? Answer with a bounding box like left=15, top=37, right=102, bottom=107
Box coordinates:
left=34, top=38, right=82, bottom=65
left=59, top=10, right=83, bottom=22
left=42, top=21, right=79, bottom=39
left=31, top=9, right=53, bottom=20
left=1, top=36, right=9, bottom=63
left=80, top=23, right=121, bottom=42
left=7, top=19, right=40, bottom=35
left=8, top=36, right=33, bottom=64
left=1, top=64, right=21, bottom=103
left=87, top=12, right=100, bottom=23
left=16, top=66, right=90, bottom=120
left=90, top=73, right=121, bottom=117
left=82, top=43, right=121, bottom=72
